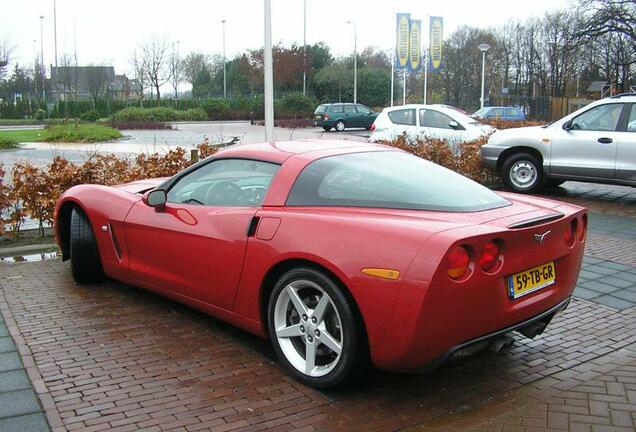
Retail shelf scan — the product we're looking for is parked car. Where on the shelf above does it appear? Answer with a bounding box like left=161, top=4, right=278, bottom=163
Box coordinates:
left=56, top=140, right=585, bottom=388
left=313, top=103, right=378, bottom=131
left=473, top=106, right=527, bottom=121
left=480, top=93, right=636, bottom=193
left=369, top=104, right=494, bottom=145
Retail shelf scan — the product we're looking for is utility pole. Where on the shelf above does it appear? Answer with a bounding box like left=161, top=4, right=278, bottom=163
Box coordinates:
left=390, top=50, right=394, bottom=107
left=345, top=20, right=357, bottom=104
left=423, top=48, right=428, bottom=104
left=263, top=0, right=274, bottom=143
left=53, top=0, right=58, bottom=68
left=40, top=15, right=46, bottom=101
left=302, top=0, right=307, bottom=96
left=222, top=19, right=227, bottom=99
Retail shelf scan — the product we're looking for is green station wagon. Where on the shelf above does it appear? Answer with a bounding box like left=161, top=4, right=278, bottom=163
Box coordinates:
left=313, top=103, right=378, bottom=132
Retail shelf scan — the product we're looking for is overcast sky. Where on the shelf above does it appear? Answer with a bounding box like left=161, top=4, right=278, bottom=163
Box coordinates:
left=4, top=0, right=570, bottom=77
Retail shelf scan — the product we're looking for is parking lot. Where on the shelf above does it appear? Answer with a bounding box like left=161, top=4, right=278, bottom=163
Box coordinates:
left=1, top=181, right=635, bottom=432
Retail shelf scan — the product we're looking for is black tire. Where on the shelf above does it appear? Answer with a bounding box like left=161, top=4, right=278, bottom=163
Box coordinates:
left=335, top=120, right=346, bottom=132
left=501, top=152, right=544, bottom=194
left=544, top=178, right=566, bottom=188
left=70, top=207, right=104, bottom=284
left=267, top=267, right=360, bottom=388
left=322, top=126, right=332, bottom=132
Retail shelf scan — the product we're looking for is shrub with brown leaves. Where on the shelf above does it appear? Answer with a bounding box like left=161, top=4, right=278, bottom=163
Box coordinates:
left=480, top=118, right=546, bottom=129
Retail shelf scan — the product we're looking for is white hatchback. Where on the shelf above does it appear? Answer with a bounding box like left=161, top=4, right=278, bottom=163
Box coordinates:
left=369, top=104, right=494, bottom=146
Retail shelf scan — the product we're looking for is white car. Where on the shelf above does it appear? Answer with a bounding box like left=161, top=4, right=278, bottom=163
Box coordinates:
left=481, top=93, right=636, bottom=193
left=369, top=104, right=494, bottom=146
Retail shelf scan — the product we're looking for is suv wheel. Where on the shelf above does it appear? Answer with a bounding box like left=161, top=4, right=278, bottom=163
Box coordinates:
left=501, top=153, right=543, bottom=194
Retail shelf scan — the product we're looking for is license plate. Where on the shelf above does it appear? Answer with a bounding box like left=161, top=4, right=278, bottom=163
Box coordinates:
left=507, top=262, right=556, bottom=299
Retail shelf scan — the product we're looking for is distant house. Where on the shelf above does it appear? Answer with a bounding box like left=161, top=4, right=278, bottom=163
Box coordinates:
left=50, top=66, right=141, bottom=101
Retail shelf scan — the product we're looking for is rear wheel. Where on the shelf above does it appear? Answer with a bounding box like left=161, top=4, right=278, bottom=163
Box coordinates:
left=70, top=207, right=104, bottom=284
left=335, top=120, right=346, bottom=132
left=267, top=267, right=359, bottom=388
left=501, top=152, right=543, bottom=194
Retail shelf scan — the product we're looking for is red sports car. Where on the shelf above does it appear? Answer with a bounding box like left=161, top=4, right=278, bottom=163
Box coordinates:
left=55, top=140, right=586, bottom=388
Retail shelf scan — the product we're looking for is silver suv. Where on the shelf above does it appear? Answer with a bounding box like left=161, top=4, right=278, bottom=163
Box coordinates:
left=480, top=94, right=636, bottom=193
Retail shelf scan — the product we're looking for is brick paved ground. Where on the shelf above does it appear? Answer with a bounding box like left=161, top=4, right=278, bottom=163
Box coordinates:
left=0, top=183, right=634, bottom=431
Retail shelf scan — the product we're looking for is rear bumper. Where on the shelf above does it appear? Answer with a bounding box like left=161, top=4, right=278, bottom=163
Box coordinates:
left=424, top=296, right=570, bottom=371
left=313, top=119, right=334, bottom=127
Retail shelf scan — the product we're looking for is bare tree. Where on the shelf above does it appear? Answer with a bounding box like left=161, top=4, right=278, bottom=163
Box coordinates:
left=54, top=54, right=79, bottom=101
left=131, top=51, right=147, bottom=100
left=575, top=0, right=636, bottom=46
left=139, top=37, right=172, bottom=100
left=0, top=38, right=13, bottom=80
left=169, top=44, right=182, bottom=98
left=182, top=52, right=209, bottom=86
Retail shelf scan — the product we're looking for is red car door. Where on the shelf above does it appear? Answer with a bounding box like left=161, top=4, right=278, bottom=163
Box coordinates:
left=124, top=158, right=280, bottom=310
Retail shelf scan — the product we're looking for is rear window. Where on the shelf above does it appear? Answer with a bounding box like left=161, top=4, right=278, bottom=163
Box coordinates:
left=388, top=109, right=416, bottom=126
left=314, top=104, right=327, bottom=114
left=287, top=151, right=510, bottom=212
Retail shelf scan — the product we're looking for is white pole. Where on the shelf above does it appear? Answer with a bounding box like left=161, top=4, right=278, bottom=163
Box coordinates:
left=480, top=50, right=486, bottom=109
left=53, top=0, right=58, bottom=68
left=264, top=0, right=274, bottom=144
left=390, top=51, right=394, bottom=107
left=222, top=19, right=227, bottom=99
left=423, top=49, right=428, bottom=104
left=353, top=23, right=357, bottom=104
left=40, top=15, right=45, bottom=101
left=302, top=0, right=306, bottom=96
left=402, top=69, right=406, bottom=105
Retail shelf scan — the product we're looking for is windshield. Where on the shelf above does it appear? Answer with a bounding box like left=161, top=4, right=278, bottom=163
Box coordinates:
left=287, top=151, right=510, bottom=212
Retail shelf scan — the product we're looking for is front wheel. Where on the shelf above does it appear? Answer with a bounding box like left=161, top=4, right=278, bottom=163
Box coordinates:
left=267, top=267, right=359, bottom=388
left=70, top=208, right=104, bottom=284
left=501, top=153, right=543, bottom=194
left=335, top=120, right=346, bottom=132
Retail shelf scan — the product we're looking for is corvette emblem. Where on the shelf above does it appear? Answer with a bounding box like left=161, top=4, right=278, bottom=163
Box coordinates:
left=534, top=230, right=551, bottom=244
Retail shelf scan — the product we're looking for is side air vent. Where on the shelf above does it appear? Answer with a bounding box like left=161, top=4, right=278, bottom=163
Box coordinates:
left=109, top=223, right=122, bottom=260
left=507, top=213, right=564, bottom=229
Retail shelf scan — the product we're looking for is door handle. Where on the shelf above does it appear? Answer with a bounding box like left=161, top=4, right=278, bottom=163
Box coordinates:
left=597, top=137, right=613, bottom=144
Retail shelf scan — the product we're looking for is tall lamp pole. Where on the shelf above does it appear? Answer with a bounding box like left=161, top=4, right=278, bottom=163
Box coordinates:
left=302, top=0, right=307, bottom=96
left=478, top=43, right=490, bottom=110
left=263, top=0, right=274, bottom=143
left=40, top=15, right=46, bottom=101
left=345, top=20, right=357, bottom=104
left=53, top=0, right=58, bottom=68
left=222, top=19, right=227, bottom=99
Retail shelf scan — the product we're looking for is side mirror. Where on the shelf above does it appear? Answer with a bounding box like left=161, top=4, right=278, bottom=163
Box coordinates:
left=562, top=120, right=573, bottom=131
left=144, top=189, right=167, bottom=211
left=449, top=120, right=459, bottom=130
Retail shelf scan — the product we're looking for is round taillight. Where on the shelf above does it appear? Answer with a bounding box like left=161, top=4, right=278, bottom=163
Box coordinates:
left=564, top=219, right=577, bottom=247
left=479, top=241, right=501, bottom=272
left=447, top=245, right=471, bottom=280
left=577, top=214, right=587, bottom=242
left=370, top=123, right=376, bottom=131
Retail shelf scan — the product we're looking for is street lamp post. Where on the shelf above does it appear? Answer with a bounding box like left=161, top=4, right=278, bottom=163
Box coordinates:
left=345, top=20, right=357, bottom=104
left=40, top=15, right=46, bottom=101
left=302, top=0, right=307, bottom=96
left=53, top=0, right=58, bottom=68
left=263, top=0, right=274, bottom=143
left=222, top=19, right=227, bottom=99
left=478, top=43, right=490, bottom=110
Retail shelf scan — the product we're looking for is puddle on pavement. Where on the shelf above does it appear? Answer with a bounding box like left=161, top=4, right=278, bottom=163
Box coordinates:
left=0, top=251, right=60, bottom=263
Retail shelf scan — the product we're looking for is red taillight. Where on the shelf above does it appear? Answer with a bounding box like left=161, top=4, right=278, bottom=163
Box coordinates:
left=564, top=219, right=577, bottom=247
left=370, top=123, right=376, bottom=131
left=323, top=114, right=329, bottom=120
left=577, top=214, right=587, bottom=241
left=479, top=241, right=501, bottom=272
left=447, top=245, right=470, bottom=280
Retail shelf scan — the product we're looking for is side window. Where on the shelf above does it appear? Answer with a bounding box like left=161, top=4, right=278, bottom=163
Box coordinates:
left=344, top=104, right=356, bottom=113
left=167, top=159, right=279, bottom=207
left=571, top=103, right=623, bottom=132
left=419, top=109, right=455, bottom=129
left=329, top=104, right=343, bottom=113
left=627, top=104, right=636, bottom=132
left=505, top=108, right=519, bottom=117
left=388, top=109, right=416, bottom=126
left=356, top=105, right=371, bottom=114
left=490, top=108, right=504, bottom=118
